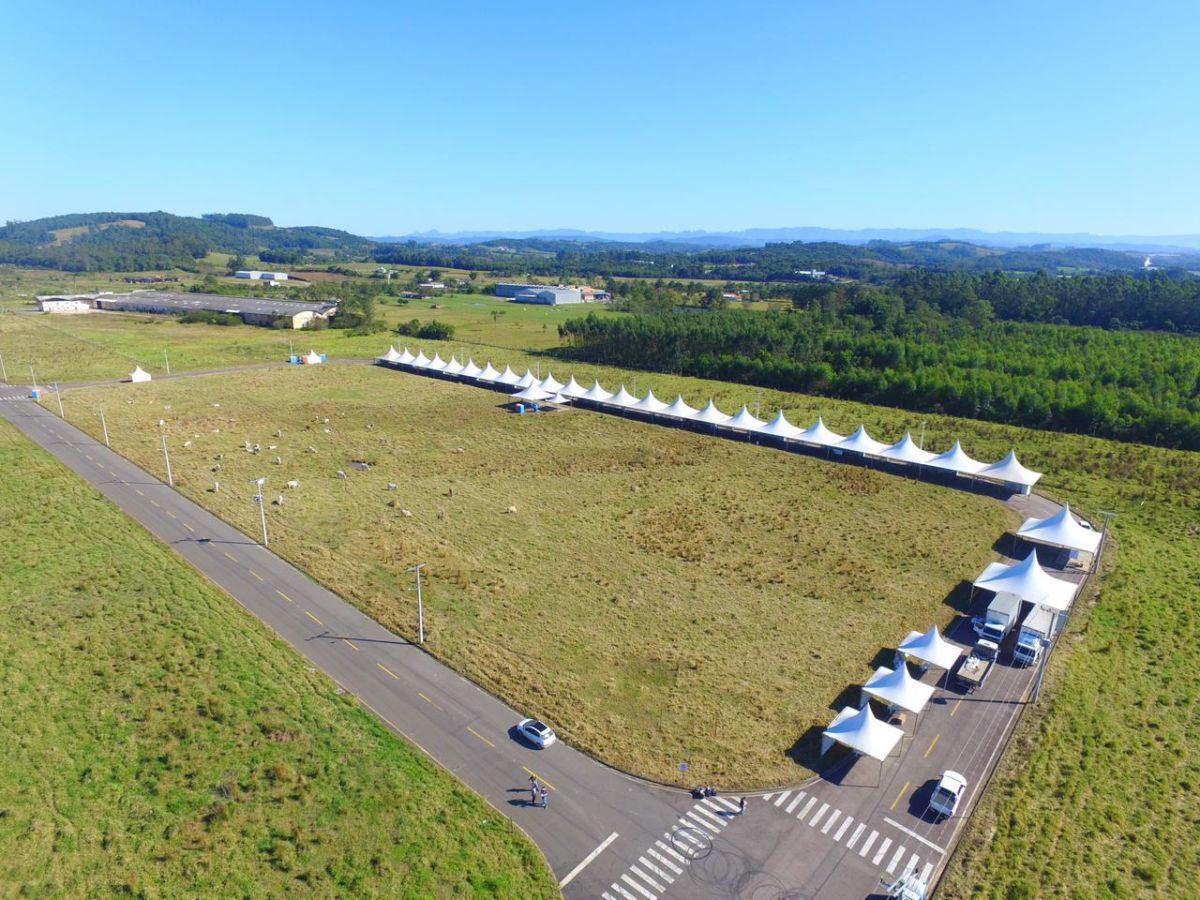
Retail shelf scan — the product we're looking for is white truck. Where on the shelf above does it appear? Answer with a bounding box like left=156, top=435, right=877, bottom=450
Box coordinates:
left=974, top=591, right=1023, bottom=645
left=1013, top=605, right=1055, bottom=666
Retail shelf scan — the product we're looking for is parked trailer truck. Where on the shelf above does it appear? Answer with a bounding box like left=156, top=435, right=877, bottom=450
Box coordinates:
left=955, top=639, right=999, bottom=691
left=974, top=591, right=1023, bottom=645
left=1013, top=605, right=1055, bottom=666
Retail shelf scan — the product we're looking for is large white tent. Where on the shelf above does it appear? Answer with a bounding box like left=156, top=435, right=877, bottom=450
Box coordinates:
left=724, top=405, right=766, bottom=432
left=478, top=362, right=502, bottom=382
left=629, top=389, right=669, bottom=413
left=1016, top=502, right=1101, bottom=555
left=411, top=350, right=431, bottom=368
left=874, top=432, right=936, bottom=465
left=303, top=350, right=324, bottom=365
left=579, top=380, right=614, bottom=402
left=759, top=410, right=803, bottom=440
left=560, top=376, right=588, bottom=398
left=821, top=704, right=905, bottom=761
left=926, top=440, right=986, bottom=475
left=897, top=625, right=963, bottom=672
left=514, top=369, right=537, bottom=389
left=426, top=353, right=448, bottom=372
left=377, top=346, right=402, bottom=363
left=538, top=372, right=565, bottom=394
left=661, top=395, right=698, bottom=419
left=973, top=550, right=1078, bottom=612
left=977, top=450, right=1042, bottom=490
left=862, top=664, right=936, bottom=714
left=511, top=384, right=552, bottom=402
left=460, top=359, right=484, bottom=379
left=605, top=386, right=639, bottom=407
left=691, top=400, right=732, bottom=424
left=443, top=357, right=465, bottom=375
left=494, top=365, right=520, bottom=386
left=396, top=347, right=416, bottom=365
left=795, top=417, right=844, bottom=447
left=129, top=365, right=152, bottom=383
left=837, top=425, right=888, bottom=456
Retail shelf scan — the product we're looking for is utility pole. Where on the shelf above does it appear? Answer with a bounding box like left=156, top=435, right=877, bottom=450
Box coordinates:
left=163, top=348, right=171, bottom=376
left=100, top=409, right=110, bottom=448
left=408, top=563, right=426, bottom=644
left=755, top=388, right=763, bottom=420
left=29, top=365, right=38, bottom=395
left=161, top=433, right=174, bottom=486
left=1094, top=510, right=1117, bottom=573
left=918, top=421, right=927, bottom=450
left=53, top=382, right=64, bottom=417
left=251, top=478, right=268, bottom=545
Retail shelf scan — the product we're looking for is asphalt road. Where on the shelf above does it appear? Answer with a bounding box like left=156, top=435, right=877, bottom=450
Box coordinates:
left=0, top=379, right=1087, bottom=900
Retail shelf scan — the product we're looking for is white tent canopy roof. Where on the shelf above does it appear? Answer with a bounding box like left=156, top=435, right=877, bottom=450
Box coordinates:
left=550, top=392, right=572, bottom=405
left=396, top=347, right=416, bottom=365
left=875, top=431, right=936, bottom=464
left=443, top=357, right=465, bottom=375
left=725, top=405, right=765, bottom=431
left=661, top=395, right=698, bottom=419
left=538, top=372, right=565, bottom=394
left=862, top=663, right=936, bottom=714
left=477, top=362, right=502, bottom=381
left=822, top=704, right=904, bottom=761
left=426, top=353, right=448, bottom=371
left=973, top=550, right=1078, bottom=612
left=377, top=345, right=402, bottom=363
left=795, top=417, right=844, bottom=447
left=511, top=384, right=552, bottom=402
left=411, top=350, right=431, bottom=368
left=977, top=450, right=1043, bottom=487
left=837, top=425, right=888, bottom=455
left=560, top=376, right=588, bottom=398
left=514, top=369, right=537, bottom=389
left=605, top=385, right=639, bottom=407
left=1017, top=502, right=1101, bottom=554
left=926, top=440, right=986, bottom=474
left=898, top=624, right=963, bottom=671
left=692, top=400, right=732, bottom=424
left=579, top=380, right=614, bottom=402
left=130, top=365, right=152, bottom=382
left=759, top=410, right=803, bottom=439
left=460, top=359, right=483, bottom=378
left=304, top=350, right=323, bottom=364
left=630, top=389, right=669, bottom=412
left=494, top=365, right=520, bottom=385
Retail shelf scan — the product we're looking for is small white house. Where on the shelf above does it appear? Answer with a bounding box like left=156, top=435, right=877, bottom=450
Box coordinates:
left=36, top=295, right=94, bottom=313
left=235, top=270, right=289, bottom=281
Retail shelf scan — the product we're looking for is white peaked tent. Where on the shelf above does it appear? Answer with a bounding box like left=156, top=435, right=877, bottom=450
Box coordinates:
left=537, top=372, right=565, bottom=394
left=862, top=663, right=936, bottom=714
left=396, top=347, right=416, bottom=365
left=514, top=369, right=537, bottom=389
left=875, top=432, right=936, bottom=465
left=837, top=425, right=887, bottom=455
left=725, top=405, right=766, bottom=432
left=411, top=350, right=431, bottom=368
left=511, top=384, right=552, bottom=402
left=1017, top=503, right=1101, bottom=555
left=580, top=380, right=614, bottom=402
left=443, top=357, right=465, bottom=375
left=692, top=400, right=732, bottom=424
left=926, top=440, right=986, bottom=474
left=377, top=346, right=402, bottom=363
left=795, top=417, right=844, bottom=447
left=630, top=389, right=669, bottom=413
left=605, top=385, right=639, bottom=407
left=974, top=550, right=1078, bottom=612
left=550, top=392, right=573, bottom=405
left=304, top=350, right=324, bottom=365
left=460, top=359, right=484, bottom=379
left=821, top=704, right=904, bottom=760
left=898, top=625, right=963, bottom=671
left=494, top=365, right=520, bottom=386
left=560, top=376, right=588, bottom=398
left=426, top=353, right=448, bottom=372
left=130, top=365, right=152, bottom=383
left=759, top=410, right=803, bottom=439
left=478, top=362, right=503, bottom=382
left=977, top=450, right=1043, bottom=489
left=661, top=395, right=699, bottom=419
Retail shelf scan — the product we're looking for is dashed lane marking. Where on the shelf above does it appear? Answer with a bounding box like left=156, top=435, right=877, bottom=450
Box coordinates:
left=304, top=609, right=323, bottom=625
left=522, top=767, right=556, bottom=791
left=167, top=511, right=177, bottom=519
left=183, top=523, right=195, bottom=533
left=276, top=590, right=293, bottom=603
left=249, top=570, right=264, bottom=582
left=924, top=734, right=941, bottom=757
left=891, top=781, right=910, bottom=811
left=950, top=698, right=963, bottom=717
left=418, top=691, right=443, bottom=711
left=150, top=499, right=159, bottom=507
left=377, top=662, right=399, bottom=680
left=342, top=639, right=360, bottom=652
left=223, top=551, right=237, bottom=562
left=134, top=488, right=144, bottom=496
left=466, top=726, right=494, bottom=748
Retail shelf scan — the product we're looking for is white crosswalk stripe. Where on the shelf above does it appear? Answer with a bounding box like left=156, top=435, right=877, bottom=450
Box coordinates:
left=809, top=802, right=830, bottom=827
left=773, top=790, right=792, bottom=807
left=648, top=847, right=683, bottom=875
left=620, top=873, right=656, bottom=899
left=681, top=813, right=715, bottom=836
left=638, top=856, right=675, bottom=885
left=608, top=884, right=637, bottom=900
left=906, top=853, right=920, bottom=877
left=886, top=844, right=907, bottom=874
left=921, top=862, right=935, bottom=883
left=833, top=816, right=854, bottom=842
left=872, top=837, right=893, bottom=866
left=846, top=822, right=866, bottom=849
left=690, top=804, right=724, bottom=828
left=821, top=809, right=841, bottom=834
left=785, top=791, right=807, bottom=814
left=859, top=830, right=878, bottom=857
left=629, top=865, right=665, bottom=893
left=797, top=795, right=819, bottom=820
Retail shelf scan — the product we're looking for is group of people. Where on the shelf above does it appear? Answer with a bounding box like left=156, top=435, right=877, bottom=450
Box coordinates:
left=529, top=776, right=549, bottom=809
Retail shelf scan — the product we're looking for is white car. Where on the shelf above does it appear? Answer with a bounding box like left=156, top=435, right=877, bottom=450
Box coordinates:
left=927, top=771, right=967, bottom=819
left=517, top=718, right=556, bottom=749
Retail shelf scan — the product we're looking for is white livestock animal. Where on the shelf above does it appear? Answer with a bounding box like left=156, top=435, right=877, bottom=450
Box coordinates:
left=285, top=479, right=300, bottom=489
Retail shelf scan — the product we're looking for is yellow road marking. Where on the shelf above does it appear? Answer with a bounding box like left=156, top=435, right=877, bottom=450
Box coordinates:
left=343, top=639, right=360, bottom=652
left=924, top=734, right=940, bottom=758
left=134, top=488, right=144, bottom=496
left=418, top=691, right=443, bottom=711
left=223, top=551, right=237, bottom=562
left=150, top=499, right=159, bottom=508
left=950, top=698, right=964, bottom=717
left=167, top=511, right=177, bottom=519
left=891, top=781, right=910, bottom=811
left=276, top=590, right=293, bottom=603
left=304, top=609, right=323, bottom=625
left=377, top=663, right=399, bottom=680
left=249, top=569, right=264, bottom=582
left=523, top=767, right=557, bottom=792
left=84, top=453, right=92, bottom=461
left=183, top=522, right=195, bottom=533
left=467, top=726, right=495, bottom=748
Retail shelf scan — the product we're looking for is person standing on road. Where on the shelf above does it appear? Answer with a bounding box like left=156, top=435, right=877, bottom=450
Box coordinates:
left=529, top=778, right=539, bottom=806
left=540, top=786, right=549, bottom=809
left=739, top=797, right=746, bottom=816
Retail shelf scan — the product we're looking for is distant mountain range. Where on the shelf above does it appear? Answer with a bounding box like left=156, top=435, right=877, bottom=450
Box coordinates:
left=377, top=226, right=1200, bottom=253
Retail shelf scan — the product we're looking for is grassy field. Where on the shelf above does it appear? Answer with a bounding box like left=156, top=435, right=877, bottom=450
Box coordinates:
left=63, top=364, right=1010, bottom=787
left=0, top=418, right=557, bottom=898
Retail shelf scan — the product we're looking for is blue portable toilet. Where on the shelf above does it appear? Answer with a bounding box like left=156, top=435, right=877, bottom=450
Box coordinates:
left=30, top=388, right=39, bottom=400
left=516, top=403, right=525, bottom=415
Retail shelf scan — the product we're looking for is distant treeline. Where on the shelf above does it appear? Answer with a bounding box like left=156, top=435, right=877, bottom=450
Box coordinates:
left=559, top=306, right=1200, bottom=450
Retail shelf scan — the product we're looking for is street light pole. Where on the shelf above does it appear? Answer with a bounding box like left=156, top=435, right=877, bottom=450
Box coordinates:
left=251, top=478, right=268, bottom=546
left=163, top=348, right=171, bottom=376
left=408, top=563, right=426, bottom=644
left=53, top=382, right=64, bottom=417
left=29, top=365, right=38, bottom=395
left=161, top=433, right=174, bottom=486
left=100, top=408, right=110, bottom=447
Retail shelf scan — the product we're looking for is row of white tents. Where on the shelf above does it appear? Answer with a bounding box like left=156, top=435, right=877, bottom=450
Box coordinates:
left=376, top=346, right=1044, bottom=492
left=821, top=504, right=1096, bottom=762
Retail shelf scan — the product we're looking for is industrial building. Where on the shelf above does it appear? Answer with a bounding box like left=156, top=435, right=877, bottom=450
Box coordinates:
left=36, top=290, right=337, bottom=329
left=495, top=282, right=608, bottom=305
left=235, top=270, right=289, bottom=281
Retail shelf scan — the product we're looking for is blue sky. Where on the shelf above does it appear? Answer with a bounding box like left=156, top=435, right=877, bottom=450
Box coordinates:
left=2, top=0, right=1196, bottom=235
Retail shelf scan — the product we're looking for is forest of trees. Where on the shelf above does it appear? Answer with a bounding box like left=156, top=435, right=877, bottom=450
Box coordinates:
left=558, top=304, right=1200, bottom=450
